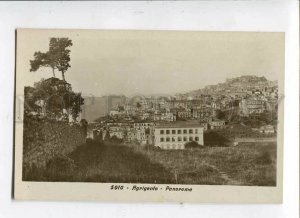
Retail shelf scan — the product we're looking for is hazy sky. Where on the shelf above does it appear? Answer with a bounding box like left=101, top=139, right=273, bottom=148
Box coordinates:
left=17, top=29, right=284, bottom=96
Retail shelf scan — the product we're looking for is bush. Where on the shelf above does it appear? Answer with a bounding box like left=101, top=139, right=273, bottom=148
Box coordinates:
left=185, top=141, right=202, bottom=149
left=204, top=131, right=230, bottom=146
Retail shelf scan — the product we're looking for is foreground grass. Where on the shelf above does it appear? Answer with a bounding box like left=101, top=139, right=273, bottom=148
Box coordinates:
left=24, top=140, right=276, bottom=186
left=23, top=140, right=174, bottom=183
left=138, top=142, right=277, bottom=186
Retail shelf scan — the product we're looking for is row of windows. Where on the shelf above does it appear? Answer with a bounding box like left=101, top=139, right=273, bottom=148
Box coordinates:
left=159, top=129, right=199, bottom=135
left=160, top=136, right=199, bottom=142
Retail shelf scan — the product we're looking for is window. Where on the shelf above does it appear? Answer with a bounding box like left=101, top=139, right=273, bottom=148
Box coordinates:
left=166, top=130, right=170, bottom=134
left=195, top=137, right=199, bottom=141
left=178, top=136, right=182, bottom=141
left=160, top=130, right=164, bottom=134
left=189, top=129, right=193, bottom=134
left=195, top=129, right=198, bottom=134
left=177, top=129, right=182, bottom=134
left=172, top=137, right=176, bottom=142
left=189, top=137, right=193, bottom=141
left=183, top=129, right=187, bottom=134
left=166, top=137, right=170, bottom=142
left=183, top=137, right=187, bottom=142
left=160, top=138, right=164, bottom=142
left=172, top=130, right=176, bottom=134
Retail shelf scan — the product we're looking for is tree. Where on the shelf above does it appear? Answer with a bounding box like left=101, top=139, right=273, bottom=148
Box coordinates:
left=80, top=119, right=88, bottom=137
left=104, top=129, right=111, bottom=141
left=216, top=109, right=226, bottom=120
left=28, top=78, right=84, bottom=121
left=30, top=38, right=73, bottom=81
left=24, top=86, right=41, bottom=114
left=49, top=38, right=73, bottom=81
left=30, top=51, right=56, bottom=77
left=136, top=102, right=141, bottom=108
left=69, top=92, right=84, bottom=121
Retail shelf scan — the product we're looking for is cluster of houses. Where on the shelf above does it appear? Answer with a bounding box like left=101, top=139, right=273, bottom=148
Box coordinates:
left=87, top=113, right=229, bottom=149
left=87, top=119, right=208, bottom=150
left=86, top=76, right=278, bottom=149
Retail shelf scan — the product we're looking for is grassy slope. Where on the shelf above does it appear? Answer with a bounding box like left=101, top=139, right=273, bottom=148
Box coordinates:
left=24, top=140, right=175, bottom=184
left=138, top=142, right=276, bottom=186
left=24, top=140, right=276, bottom=186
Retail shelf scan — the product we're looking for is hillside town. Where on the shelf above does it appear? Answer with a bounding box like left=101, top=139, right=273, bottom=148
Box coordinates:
left=21, top=34, right=280, bottom=187
left=86, top=75, right=278, bottom=149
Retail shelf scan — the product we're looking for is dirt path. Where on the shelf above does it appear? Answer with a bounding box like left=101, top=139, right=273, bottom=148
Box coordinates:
left=202, top=161, right=241, bottom=185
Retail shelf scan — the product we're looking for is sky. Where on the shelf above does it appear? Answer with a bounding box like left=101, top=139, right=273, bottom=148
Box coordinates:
left=16, top=29, right=284, bottom=97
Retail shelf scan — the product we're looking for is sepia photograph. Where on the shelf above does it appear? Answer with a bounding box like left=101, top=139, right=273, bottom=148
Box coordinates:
left=14, top=29, right=284, bottom=202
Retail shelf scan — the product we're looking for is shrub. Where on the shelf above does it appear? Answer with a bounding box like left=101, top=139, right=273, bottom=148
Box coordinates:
left=185, top=141, right=202, bottom=149
left=204, top=131, right=230, bottom=146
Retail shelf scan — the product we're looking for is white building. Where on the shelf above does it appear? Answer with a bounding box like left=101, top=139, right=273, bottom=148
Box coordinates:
left=134, top=121, right=154, bottom=130
left=208, top=119, right=226, bottom=129
left=259, top=125, right=275, bottom=134
left=154, top=121, right=204, bottom=150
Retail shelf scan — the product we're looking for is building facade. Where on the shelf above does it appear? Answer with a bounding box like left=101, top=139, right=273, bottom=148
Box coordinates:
left=154, top=122, right=204, bottom=150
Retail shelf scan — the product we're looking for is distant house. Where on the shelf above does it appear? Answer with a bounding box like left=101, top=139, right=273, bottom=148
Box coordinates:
left=239, top=97, right=265, bottom=117
left=87, top=129, right=96, bottom=139
left=208, top=119, right=226, bottom=130
left=133, top=121, right=155, bottom=145
left=161, top=112, right=176, bottom=122
left=87, top=128, right=102, bottom=140
left=259, top=125, right=275, bottom=134
left=133, top=121, right=154, bottom=130
left=109, top=130, right=124, bottom=139
left=109, top=110, right=120, bottom=116
left=176, top=108, right=192, bottom=120
left=126, top=129, right=138, bottom=143
left=200, top=122, right=208, bottom=131
left=141, top=112, right=150, bottom=120
left=192, top=107, right=212, bottom=121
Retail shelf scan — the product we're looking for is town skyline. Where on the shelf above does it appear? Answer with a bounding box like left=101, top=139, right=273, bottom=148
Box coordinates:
left=18, top=30, right=284, bottom=96
left=81, top=74, right=278, bottom=98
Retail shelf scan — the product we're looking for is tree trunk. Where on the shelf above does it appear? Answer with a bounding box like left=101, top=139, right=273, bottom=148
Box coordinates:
left=52, top=67, right=56, bottom=78
left=62, top=71, right=65, bottom=82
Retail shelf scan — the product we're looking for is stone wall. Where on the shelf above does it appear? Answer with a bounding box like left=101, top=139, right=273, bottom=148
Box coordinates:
left=23, top=114, right=86, bottom=169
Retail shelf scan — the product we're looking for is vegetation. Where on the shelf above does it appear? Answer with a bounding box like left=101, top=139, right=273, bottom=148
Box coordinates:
left=204, top=131, right=231, bottom=146
left=204, top=124, right=275, bottom=145
left=24, top=78, right=84, bottom=120
left=30, top=38, right=73, bottom=81
left=24, top=140, right=174, bottom=184
left=139, top=142, right=276, bottom=186
left=240, top=112, right=277, bottom=128
left=185, top=141, right=203, bottom=149
left=24, top=140, right=276, bottom=186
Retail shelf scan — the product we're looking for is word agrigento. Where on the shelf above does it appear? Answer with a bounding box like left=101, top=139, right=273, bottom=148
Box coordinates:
left=110, top=185, right=193, bottom=192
